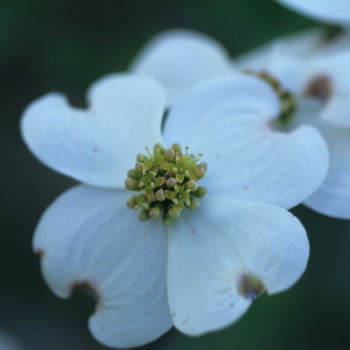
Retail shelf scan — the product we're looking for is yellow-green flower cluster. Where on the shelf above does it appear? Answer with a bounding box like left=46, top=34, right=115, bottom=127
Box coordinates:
left=245, top=70, right=297, bottom=125
left=125, top=143, right=207, bottom=225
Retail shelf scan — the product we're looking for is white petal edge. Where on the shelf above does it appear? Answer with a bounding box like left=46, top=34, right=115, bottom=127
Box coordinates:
left=294, top=98, right=350, bottom=218
left=130, top=29, right=233, bottom=105
left=164, top=74, right=329, bottom=209
left=305, top=50, right=350, bottom=127
left=33, top=185, right=172, bottom=348
left=167, top=197, right=309, bottom=335
left=0, top=330, right=24, bottom=350
left=276, top=0, right=350, bottom=25
left=21, top=73, right=166, bottom=188
left=237, top=38, right=350, bottom=127
left=236, top=38, right=313, bottom=93
left=236, top=28, right=350, bottom=68
left=235, top=28, right=326, bottom=66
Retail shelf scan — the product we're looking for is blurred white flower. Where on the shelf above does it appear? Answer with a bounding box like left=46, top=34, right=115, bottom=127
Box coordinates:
left=0, top=330, right=24, bottom=350
left=131, top=29, right=350, bottom=120
left=132, top=29, right=350, bottom=218
left=276, top=0, right=350, bottom=27
left=20, top=73, right=328, bottom=348
left=237, top=32, right=350, bottom=219
left=130, top=30, right=234, bottom=105
left=238, top=40, right=350, bottom=127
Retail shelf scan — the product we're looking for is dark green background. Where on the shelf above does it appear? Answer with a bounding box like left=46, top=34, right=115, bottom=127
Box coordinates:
left=1, top=0, right=350, bottom=349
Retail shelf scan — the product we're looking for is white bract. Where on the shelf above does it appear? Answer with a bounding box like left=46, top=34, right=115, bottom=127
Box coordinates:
left=130, top=29, right=233, bottom=105
left=21, top=73, right=328, bottom=348
left=132, top=29, right=350, bottom=219
left=291, top=98, right=350, bottom=218
left=238, top=40, right=350, bottom=127
left=237, top=33, right=350, bottom=219
left=132, top=29, right=350, bottom=126
left=236, top=27, right=350, bottom=64
left=276, top=0, right=350, bottom=27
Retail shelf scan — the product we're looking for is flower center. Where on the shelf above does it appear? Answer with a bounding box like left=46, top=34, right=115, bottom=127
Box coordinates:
left=244, top=70, right=297, bottom=127
left=125, top=143, right=207, bottom=226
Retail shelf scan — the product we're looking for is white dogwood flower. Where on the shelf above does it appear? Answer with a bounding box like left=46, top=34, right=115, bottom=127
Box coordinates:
left=139, top=28, right=349, bottom=220
left=130, top=30, right=233, bottom=105
left=276, top=0, right=350, bottom=27
left=131, top=29, right=350, bottom=218
left=238, top=36, right=350, bottom=218
left=21, top=73, right=328, bottom=348
left=238, top=42, right=350, bottom=127
left=131, top=29, right=350, bottom=122
left=289, top=97, right=350, bottom=218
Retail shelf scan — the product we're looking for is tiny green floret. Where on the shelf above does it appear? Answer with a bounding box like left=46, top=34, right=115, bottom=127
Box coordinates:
left=125, top=143, right=207, bottom=225
left=244, top=70, right=297, bottom=127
